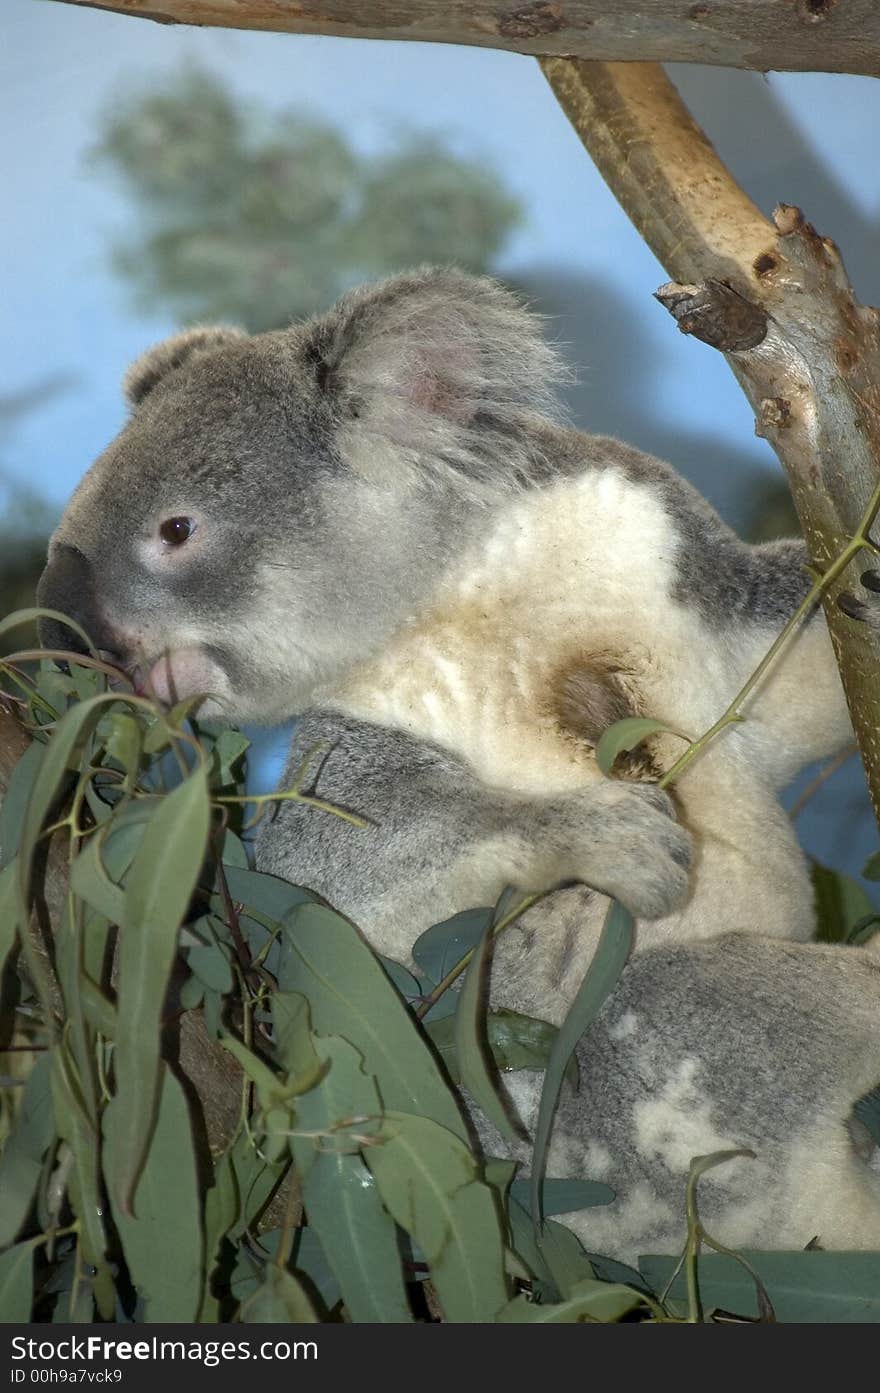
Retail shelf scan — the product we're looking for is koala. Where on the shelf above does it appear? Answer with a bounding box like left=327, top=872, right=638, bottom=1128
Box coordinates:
left=37, top=267, right=879, bottom=1261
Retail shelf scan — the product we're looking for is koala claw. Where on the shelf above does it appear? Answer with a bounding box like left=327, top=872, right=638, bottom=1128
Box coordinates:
left=570, top=781, right=693, bottom=922
left=837, top=571, right=880, bottom=632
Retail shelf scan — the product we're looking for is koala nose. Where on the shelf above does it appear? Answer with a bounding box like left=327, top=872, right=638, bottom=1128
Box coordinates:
left=36, top=543, right=104, bottom=656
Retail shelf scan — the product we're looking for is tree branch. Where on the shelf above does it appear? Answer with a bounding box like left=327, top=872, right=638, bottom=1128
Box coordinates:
left=51, top=0, right=880, bottom=77
left=541, top=58, right=880, bottom=824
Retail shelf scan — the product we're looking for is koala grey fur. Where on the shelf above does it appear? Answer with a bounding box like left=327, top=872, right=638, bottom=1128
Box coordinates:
left=38, top=266, right=880, bottom=1261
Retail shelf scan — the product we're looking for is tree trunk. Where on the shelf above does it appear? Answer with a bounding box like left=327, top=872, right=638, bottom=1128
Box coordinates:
left=52, top=0, right=880, bottom=77
left=542, top=59, right=880, bottom=823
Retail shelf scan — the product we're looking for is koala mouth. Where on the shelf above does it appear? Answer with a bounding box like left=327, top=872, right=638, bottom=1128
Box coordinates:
left=130, top=647, right=232, bottom=710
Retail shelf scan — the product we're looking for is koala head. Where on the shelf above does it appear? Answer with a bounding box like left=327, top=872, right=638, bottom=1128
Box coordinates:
left=38, top=268, right=565, bottom=724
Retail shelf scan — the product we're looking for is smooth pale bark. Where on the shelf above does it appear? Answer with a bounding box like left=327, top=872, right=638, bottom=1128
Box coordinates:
left=543, top=59, right=880, bottom=823
left=52, top=0, right=880, bottom=76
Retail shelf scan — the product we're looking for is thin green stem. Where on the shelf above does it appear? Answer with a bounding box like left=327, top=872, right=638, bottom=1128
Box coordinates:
left=660, top=476, right=880, bottom=790
left=414, top=893, right=540, bottom=1020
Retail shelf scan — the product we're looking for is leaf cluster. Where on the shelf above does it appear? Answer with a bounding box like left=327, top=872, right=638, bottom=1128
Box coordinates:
left=0, top=608, right=878, bottom=1324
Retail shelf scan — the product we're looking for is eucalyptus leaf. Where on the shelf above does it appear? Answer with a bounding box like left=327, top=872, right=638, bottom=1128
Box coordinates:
left=0, top=739, right=43, bottom=871
left=0, top=606, right=97, bottom=653
left=270, top=992, right=324, bottom=1093
left=101, top=712, right=142, bottom=776
left=0, top=860, right=18, bottom=976
left=595, top=717, right=682, bottom=776
left=220, top=829, right=250, bottom=869
left=105, top=1066, right=204, bottom=1322
left=854, top=1086, right=880, bottom=1147
left=863, top=850, right=880, bottom=881
left=239, top=1264, right=318, bottom=1323
left=278, top=902, right=468, bottom=1142
left=811, top=860, right=875, bottom=943
left=213, top=730, right=250, bottom=784
left=188, top=940, right=234, bottom=995
left=427, top=1010, right=579, bottom=1089
left=536, top=1215, right=598, bottom=1298
left=50, top=1049, right=114, bottom=1319
left=366, top=1110, right=509, bottom=1322
left=509, top=1177, right=614, bottom=1217
left=108, top=765, right=210, bottom=1214
left=70, top=834, right=126, bottom=925
left=291, top=1037, right=410, bottom=1322
left=639, top=1251, right=880, bottom=1323
left=497, top=1278, right=644, bottom=1323
left=0, top=1053, right=53, bottom=1246
left=0, top=1241, right=34, bottom=1323
left=454, top=914, right=520, bottom=1143
left=530, top=899, right=634, bottom=1228
left=411, top=907, right=492, bottom=986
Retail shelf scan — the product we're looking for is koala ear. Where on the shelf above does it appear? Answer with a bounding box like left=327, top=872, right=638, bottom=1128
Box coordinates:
left=123, top=326, right=248, bottom=409
left=304, top=268, right=569, bottom=493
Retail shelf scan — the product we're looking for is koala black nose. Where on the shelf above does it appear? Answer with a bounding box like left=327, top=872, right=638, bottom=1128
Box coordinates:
left=36, top=544, right=101, bottom=656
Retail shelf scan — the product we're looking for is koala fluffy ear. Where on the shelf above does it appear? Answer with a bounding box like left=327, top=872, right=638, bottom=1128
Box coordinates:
left=303, top=268, right=568, bottom=493
left=123, top=326, right=248, bottom=409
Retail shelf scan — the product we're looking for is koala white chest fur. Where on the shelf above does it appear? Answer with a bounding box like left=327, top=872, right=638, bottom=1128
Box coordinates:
left=38, top=266, right=880, bottom=1264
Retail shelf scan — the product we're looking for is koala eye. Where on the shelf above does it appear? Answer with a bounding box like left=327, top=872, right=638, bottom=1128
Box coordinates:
left=159, top=516, right=196, bottom=547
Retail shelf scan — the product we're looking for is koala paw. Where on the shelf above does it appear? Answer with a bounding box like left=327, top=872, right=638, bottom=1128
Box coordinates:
left=836, top=570, right=880, bottom=633
left=568, top=781, right=693, bottom=921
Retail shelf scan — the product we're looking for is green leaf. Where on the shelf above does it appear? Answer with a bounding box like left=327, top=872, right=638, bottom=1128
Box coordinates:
left=107, top=765, right=210, bottom=1214
left=292, top=1036, right=411, bottom=1322
left=0, top=606, right=97, bottom=653
left=530, top=899, right=634, bottom=1228
left=50, top=1049, right=114, bottom=1319
left=497, top=1278, right=644, bottom=1323
left=366, top=1111, right=509, bottom=1322
left=220, top=865, right=316, bottom=924
left=220, top=828, right=249, bottom=869
left=535, top=1215, right=598, bottom=1298
left=278, top=903, right=467, bottom=1143
left=227, top=1131, right=289, bottom=1241
left=0, top=1242, right=34, bottom=1322
left=188, top=939, right=234, bottom=995
left=0, top=861, right=19, bottom=976
left=863, top=850, right=880, bottom=881
left=70, top=835, right=126, bottom=925
left=0, top=739, right=44, bottom=870
left=509, top=1177, right=614, bottom=1217
left=639, top=1251, right=880, bottom=1323
left=454, top=914, right=520, bottom=1144
left=270, top=992, right=324, bottom=1093
left=239, top=1264, right=318, bottom=1323
left=101, top=712, right=142, bottom=775
left=213, top=729, right=250, bottom=784
left=15, top=694, right=141, bottom=991
left=595, top=717, right=682, bottom=776
left=810, top=861, right=875, bottom=943
left=105, top=1065, right=204, bottom=1322
left=0, top=1053, right=53, bottom=1246
left=428, top=1010, right=579, bottom=1089
left=412, top=907, right=492, bottom=986
left=200, top=1151, right=240, bottom=1321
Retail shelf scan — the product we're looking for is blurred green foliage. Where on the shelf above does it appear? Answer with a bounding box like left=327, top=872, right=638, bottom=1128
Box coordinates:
left=90, top=68, right=522, bottom=332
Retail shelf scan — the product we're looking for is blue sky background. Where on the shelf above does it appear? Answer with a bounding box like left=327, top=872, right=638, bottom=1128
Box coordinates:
left=3, top=0, right=879, bottom=885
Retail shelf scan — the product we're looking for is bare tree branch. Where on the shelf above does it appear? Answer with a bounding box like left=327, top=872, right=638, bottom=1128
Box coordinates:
left=51, top=0, right=880, bottom=77
left=542, top=58, right=880, bottom=823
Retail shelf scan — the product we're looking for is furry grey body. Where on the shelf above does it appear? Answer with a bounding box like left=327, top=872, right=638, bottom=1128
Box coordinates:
left=37, top=266, right=880, bottom=1262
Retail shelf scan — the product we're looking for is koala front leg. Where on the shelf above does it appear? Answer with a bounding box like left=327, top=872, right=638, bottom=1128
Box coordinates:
left=256, top=709, right=691, bottom=965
